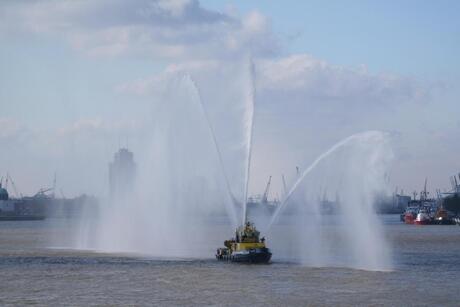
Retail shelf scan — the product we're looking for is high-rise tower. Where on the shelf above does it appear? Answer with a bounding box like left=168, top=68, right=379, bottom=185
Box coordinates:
left=109, top=148, right=136, bottom=201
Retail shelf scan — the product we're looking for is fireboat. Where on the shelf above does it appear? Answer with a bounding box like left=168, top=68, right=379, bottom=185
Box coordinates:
left=215, top=221, right=272, bottom=263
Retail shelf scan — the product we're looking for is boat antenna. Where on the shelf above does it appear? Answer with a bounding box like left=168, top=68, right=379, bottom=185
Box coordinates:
left=422, top=178, right=428, bottom=200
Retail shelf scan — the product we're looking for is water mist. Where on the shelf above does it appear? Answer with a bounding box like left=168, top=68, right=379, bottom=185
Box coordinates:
left=72, top=62, right=394, bottom=270
left=74, top=62, right=258, bottom=258
left=265, top=131, right=394, bottom=270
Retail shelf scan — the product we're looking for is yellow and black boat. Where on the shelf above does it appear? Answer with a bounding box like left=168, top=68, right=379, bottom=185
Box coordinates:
left=215, top=221, right=271, bottom=263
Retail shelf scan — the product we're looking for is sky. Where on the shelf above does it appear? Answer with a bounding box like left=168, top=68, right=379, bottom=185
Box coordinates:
left=203, top=1, right=460, bottom=79
left=0, top=0, right=459, bottom=198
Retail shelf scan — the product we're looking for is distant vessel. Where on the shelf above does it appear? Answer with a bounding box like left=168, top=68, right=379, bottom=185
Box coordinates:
left=414, top=208, right=431, bottom=225
left=0, top=173, right=97, bottom=220
left=403, top=205, right=418, bottom=224
left=454, top=217, right=460, bottom=226
left=433, top=206, right=455, bottom=225
left=0, top=179, right=45, bottom=221
left=246, top=176, right=279, bottom=216
left=216, top=221, right=271, bottom=263
left=401, top=176, right=460, bottom=226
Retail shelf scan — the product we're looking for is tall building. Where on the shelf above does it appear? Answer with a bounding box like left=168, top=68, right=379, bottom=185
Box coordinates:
left=109, top=148, right=136, bottom=201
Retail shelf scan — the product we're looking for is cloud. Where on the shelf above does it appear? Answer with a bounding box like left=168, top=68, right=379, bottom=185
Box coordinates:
left=116, top=73, right=173, bottom=96
left=55, top=118, right=144, bottom=144
left=256, top=54, right=429, bottom=106
left=0, top=118, right=32, bottom=144
left=0, top=0, right=279, bottom=59
left=118, top=53, right=430, bottom=111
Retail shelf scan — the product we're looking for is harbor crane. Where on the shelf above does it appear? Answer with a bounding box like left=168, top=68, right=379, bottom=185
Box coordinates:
left=262, top=176, right=272, bottom=204
left=281, top=174, right=288, bottom=197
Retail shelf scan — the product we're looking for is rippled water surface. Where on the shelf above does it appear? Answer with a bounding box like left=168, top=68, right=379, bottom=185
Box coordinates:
left=1, top=215, right=460, bottom=306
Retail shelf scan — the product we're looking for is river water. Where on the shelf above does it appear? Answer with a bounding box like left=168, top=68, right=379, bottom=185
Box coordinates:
left=0, top=215, right=459, bottom=306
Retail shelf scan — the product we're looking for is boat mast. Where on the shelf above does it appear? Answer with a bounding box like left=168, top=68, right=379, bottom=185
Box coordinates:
left=422, top=178, right=428, bottom=201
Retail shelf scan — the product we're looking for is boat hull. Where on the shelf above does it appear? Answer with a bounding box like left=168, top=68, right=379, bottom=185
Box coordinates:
left=414, top=219, right=431, bottom=225
left=454, top=217, right=460, bottom=225
left=0, top=215, right=45, bottom=221
left=216, top=248, right=272, bottom=264
left=232, top=248, right=272, bottom=263
left=434, top=217, right=455, bottom=225
left=414, top=212, right=432, bottom=225
left=404, top=214, right=415, bottom=224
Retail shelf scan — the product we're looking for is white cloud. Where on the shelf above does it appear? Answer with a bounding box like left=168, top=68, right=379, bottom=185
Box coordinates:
left=0, top=118, right=32, bottom=145
left=55, top=118, right=144, bottom=140
left=118, top=53, right=430, bottom=110
left=116, top=72, right=174, bottom=96
left=256, top=54, right=429, bottom=105
left=0, top=0, right=279, bottom=59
